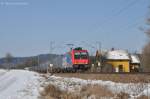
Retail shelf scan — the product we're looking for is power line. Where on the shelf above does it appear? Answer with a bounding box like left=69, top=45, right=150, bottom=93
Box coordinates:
left=118, top=15, right=146, bottom=32
left=113, top=0, right=139, bottom=17
left=103, top=0, right=140, bottom=28
left=106, top=0, right=139, bottom=24
left=88, top=0, right=140, bottom=33
left=124, top=20, right=143, bottom=30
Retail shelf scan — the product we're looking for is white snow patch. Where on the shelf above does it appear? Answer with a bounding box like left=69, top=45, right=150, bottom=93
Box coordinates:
left=2, top=69, right=149, bottom=99
left=0, top=69, right=44, bottom=99
left=106, top=50, right=130, bottom=60
left=131, top=55, right=140, bottom=64
left=45, top=75, right=150, bottom=98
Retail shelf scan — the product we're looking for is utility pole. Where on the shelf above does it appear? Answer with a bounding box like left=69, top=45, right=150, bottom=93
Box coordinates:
left=38, top=55, right=40, bottom=67
left=96, top=41, right=102, bottom=72
left=50, top=41, right=54, bottom=54
left=96, top=41, right=101, bottom=53
left=49, top=41, right=55, bottom=60
left=48, top=41, right=55, bottom=74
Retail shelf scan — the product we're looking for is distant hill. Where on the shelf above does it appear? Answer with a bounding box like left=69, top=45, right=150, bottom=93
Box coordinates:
left=0, top=54, right=63, bottom=68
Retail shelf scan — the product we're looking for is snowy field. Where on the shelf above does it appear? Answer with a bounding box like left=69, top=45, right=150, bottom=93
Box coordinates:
left=0, top=69, right=43, bottom=99
left=45, top=75, right=150, bottom=98
left=0, top=69, right=150, bottom=99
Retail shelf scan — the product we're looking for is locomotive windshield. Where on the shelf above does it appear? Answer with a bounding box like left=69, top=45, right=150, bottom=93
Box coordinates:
left=80, top=52, right=88, bottom=59
left=74, top=52, right=80, bottom=59
left=74, top=52, right=88, bottom=59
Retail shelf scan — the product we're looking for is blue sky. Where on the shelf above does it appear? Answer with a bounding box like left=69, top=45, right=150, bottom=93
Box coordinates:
left=0, top=0, right=149, bottom=57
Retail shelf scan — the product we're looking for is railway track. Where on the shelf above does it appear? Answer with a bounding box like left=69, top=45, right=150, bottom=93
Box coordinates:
left=53, top=72, right=150, bottom=75
left=28, top=66, right=150, bottom=75
left=35, top=69, right=150, bottom=75
left=77, top=71, right=150, bottom=74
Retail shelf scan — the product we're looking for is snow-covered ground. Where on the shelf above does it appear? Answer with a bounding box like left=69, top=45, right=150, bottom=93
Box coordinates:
left=0, top=69, right=150, bottom=99
left=45, top=75, right=150, bottom=98
left=0, top=69, right=43, bottom=99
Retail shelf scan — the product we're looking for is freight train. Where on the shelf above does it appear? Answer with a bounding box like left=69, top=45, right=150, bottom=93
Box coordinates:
left=27, top=47, right=141, bottom=73
left=27, top=47, right=90, bottom=73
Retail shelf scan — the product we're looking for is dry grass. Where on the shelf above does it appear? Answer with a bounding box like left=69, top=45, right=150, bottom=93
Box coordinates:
left=56, top=73, right=150, bottom=83
left=39, top=84, right=149, bottom=99
left=39, top=84, right=115, bottom=99
left=39, top=84, right=81, bottom=99
left=39, top=73, right=149, bottom=99
left=80, top=84, right=114, bottom=98
left=137, top=95, right=149, bottom=99
left=115, top=92, right=130, bottom=99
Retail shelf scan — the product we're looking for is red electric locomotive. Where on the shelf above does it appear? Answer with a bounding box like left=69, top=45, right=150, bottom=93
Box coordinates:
left=63, top=47, right=90, bottom=71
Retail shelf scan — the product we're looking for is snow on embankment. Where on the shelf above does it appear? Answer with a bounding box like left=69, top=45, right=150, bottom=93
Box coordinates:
left=45, top=75, right=150, bottom=98
left=0, top=69, right=43, bottom=99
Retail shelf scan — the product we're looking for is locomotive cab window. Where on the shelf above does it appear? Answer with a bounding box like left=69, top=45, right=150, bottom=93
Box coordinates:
left=80, top=52, right=88, bottom=59
left=74, top=52, right=80, bottom=59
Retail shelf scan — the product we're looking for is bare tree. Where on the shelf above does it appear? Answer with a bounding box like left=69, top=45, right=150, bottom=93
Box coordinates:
left=145, top=17, right=150, bottom=36
left=142, top=42, right=150, bottom=71
left=142, top=16, right=150, bottom=72
left=4, top=53, right=13, bottom=69
left=5, top=53, right=13, bottom=63
left=24, top=57, right=38, bottom=67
